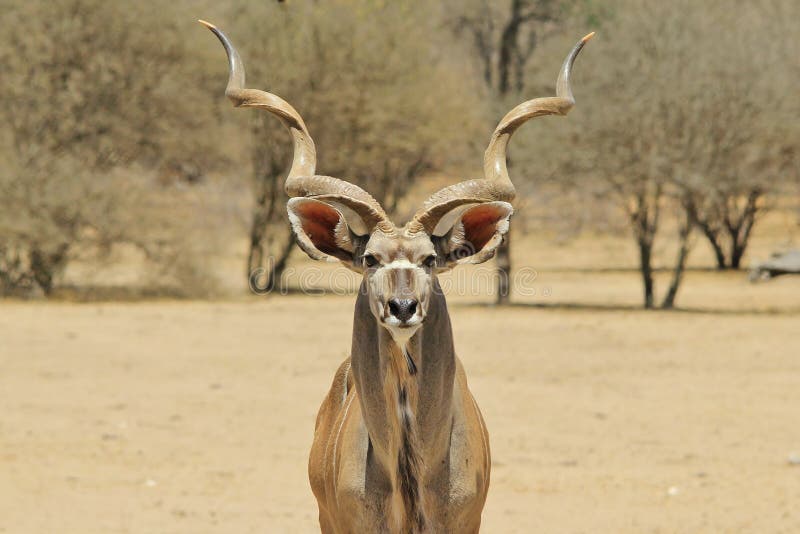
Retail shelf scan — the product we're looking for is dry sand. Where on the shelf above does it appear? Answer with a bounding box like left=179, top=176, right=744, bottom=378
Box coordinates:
left=3, top=206, right=800, bottom=533
left=2, top=266, right=799, bottom=533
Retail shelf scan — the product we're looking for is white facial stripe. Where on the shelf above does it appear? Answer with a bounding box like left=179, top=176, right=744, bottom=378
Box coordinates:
left=380, top=259, right=418, bottom=271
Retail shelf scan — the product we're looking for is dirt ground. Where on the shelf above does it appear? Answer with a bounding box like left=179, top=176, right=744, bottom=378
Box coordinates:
left=2, top=264, right=800, bottom=533
left=3, top=206, right=800, bottom=533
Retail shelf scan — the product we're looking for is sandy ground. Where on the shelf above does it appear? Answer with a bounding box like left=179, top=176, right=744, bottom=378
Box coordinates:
left=3, top=206, right=800, bottom=533
left=2, top=265, right=800, bottom=533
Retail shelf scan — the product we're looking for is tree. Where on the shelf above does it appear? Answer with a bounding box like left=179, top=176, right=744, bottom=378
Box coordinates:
left=0, top=0, right=220, bottom=296
left=220, top=0, right=486, bottom=291
left=669, top=0, right=799, bottom=271
left=562, top=0, right=798, bottom=308
left=445, top=0, right=583, bottom=304
left=683, top=121, right=796, bottom=271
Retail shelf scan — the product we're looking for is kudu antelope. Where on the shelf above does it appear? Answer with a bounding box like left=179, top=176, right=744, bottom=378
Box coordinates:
left=201, top=20, right=592, bottom=533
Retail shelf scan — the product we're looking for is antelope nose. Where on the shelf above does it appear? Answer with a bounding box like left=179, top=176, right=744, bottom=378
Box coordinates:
left=388, top=298, right=417, bottom=323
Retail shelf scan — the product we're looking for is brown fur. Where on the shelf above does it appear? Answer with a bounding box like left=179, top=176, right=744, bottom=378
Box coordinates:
left=202, top=22, right=591, bottom=532
left=309, top=284, right=492, bottom=533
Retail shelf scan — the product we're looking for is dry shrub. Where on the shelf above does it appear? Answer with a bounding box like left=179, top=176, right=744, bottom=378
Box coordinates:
left=0, top=0, right=223, bottom=297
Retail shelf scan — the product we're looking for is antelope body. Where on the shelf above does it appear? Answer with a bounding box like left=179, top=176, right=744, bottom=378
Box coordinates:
left=201, top=20, right=591, bottom=533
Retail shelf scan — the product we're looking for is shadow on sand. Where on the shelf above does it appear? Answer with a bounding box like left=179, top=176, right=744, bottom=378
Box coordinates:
left=453, top=300, right=800, bottom=316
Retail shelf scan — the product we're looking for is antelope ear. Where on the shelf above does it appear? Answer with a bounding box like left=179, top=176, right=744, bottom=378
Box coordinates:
left=434, top=201, right=513, bottom=266
left=287, top=198, right=362, bottom=264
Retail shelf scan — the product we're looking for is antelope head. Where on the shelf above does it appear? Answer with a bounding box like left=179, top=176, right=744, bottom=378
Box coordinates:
left=200, top=20, right=592, bottom=342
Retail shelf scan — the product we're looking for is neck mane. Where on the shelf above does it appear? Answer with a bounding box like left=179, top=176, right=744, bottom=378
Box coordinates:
left=350, top=279, right=455, bottom=533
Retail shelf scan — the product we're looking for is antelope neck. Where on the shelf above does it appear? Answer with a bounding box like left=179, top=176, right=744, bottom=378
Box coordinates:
left=350, top=279, right=456, bottom=471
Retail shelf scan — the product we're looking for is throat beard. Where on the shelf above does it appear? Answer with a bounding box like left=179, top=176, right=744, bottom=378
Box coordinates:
left=385, top=325, right=420, bottom=375
left=381, top=325, right=426, bottom=531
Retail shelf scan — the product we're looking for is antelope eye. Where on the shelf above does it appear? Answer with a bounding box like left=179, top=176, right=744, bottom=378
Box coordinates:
left=362, top=254, right=379, bottom=268
left=422, top=255, right=437, bottom=268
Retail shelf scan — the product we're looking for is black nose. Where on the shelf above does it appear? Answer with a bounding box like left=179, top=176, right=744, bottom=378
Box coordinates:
left=388, top=298, right=417, bottom=323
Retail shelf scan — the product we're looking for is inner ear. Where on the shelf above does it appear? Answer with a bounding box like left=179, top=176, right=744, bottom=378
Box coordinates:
left=287, top=198, right=357, bottom=263
left=294, top=201, right=347, bottom=257
left=461, top=204, right=509, bottom=252
left=437, top=201, right=513, bottom=265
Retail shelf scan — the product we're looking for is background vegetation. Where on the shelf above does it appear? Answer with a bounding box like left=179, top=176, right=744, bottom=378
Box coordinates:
left=1, top=0, right=798, bottom=308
